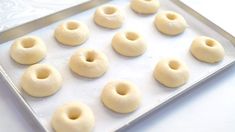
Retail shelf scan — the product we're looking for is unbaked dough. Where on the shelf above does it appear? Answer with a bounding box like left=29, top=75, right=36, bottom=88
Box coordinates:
left=153, top=58, right=189, bottom=88
left=130, top=0, right=160, bottom=14
left=69, top=48, right=109, bottom=78
left=21, top=64, right=62, bottom=97
left=94, top=4, right=124, bottom=29
left=10, top=36, right=47, bottom=64
left=190, top=36, right=225, bottom=63
left=112, top=31, right=147, bottom=57
left=154, top=11, right=188, bottom=35
left=52, top=102, right=95, bottom=132
left=54, top=20, right=89, bottom=46
left=101, top=80, right=141, bottom=113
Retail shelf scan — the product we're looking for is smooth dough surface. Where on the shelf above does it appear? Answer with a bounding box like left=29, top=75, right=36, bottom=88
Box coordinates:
left=94, top=4, right=124, bottom=29
left=21, top=64, right=62, bottom=97
left=190, top=36, right=225, bottom=63
left=130, top=0, right=160, bottom=14
left=52, top=102, right=95, bottom=132
left=101, top=80, right=141, bottom=113
left=154, top=11, right=188, bottom=35
left=154, top=58, right=189, bottom=88
left=54, top=20, right=89, bottom=46
left=112, top=31, right=147, bottom=57
left=69, top=48, right=109, bottom=78
left=10, top=36, right=47, bottom=64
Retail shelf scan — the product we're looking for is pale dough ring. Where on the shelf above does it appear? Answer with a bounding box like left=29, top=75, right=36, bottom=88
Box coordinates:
left=69, top=48, right=109, bottom=78
left=190, top=36, right=225, bottom=63
left=130, top=0, right=160, bottom=14
left=153, top=57, right=189, bottom=88
left=21, top=64, right=63, bottom=97
left=101, top=80, right=141, bottom=113
left=154, top=11, right=188, bottom=35
left=54, top=20, right=89, bottom=46
left=10, top=36, right=47, bottom=65
left=112, top=31, right=147, bottom=57
left=51, top=102, right=95, bottom=132
left=94, top=4, right=124, bottom=29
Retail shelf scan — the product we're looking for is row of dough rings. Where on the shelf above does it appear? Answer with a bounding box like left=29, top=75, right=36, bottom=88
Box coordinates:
left=153, top=36, right=225, bottom=88
left=93, top=3, right=187, bottom=36
left=20, top=48, right=108, bottom=98
left=20, top=36, right=225, bottom=97
left=94, top=0, right=161, bottom=29
left=51, top=80, right=141, bottom=132
left=10, top=4, right=187, bottom=65
left=19, top=39, right=224, bottom=129
left=67, top=30, right=148, bottom=78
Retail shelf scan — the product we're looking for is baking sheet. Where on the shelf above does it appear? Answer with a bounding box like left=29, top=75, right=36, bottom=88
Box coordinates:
left=0, top=0, right=235, bottom=131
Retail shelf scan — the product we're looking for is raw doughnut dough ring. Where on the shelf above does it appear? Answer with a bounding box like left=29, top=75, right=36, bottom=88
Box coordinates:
left=101, top=80, right=141, bottom=113
left=94, top=4, right=124, bottom=29
left=21, top=64, right=62, bottom=97
left=10, top=36, right=47, bottom=65
left=69, top=48, right=109, bottom=78
left=54, top=20, right=89, bottom=46
left=112, top=31, right=147, bottom=57
left=52, top=102, right=95, bottom=132
left=130, top=0, right=160, bottom=14
left=190, top=36, right=225, bottom=63
left=153, top=58, right=189, bottom=88
left=154, top=11, right=188, bottom=35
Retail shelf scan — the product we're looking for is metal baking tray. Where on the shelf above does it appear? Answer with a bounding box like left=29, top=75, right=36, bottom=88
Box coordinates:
left=0, top=0, right=235, bottom=131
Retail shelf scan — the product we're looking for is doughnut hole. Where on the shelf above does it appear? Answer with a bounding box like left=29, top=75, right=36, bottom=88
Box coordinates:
left=205, top=39, right=215, bottom=47
left=168, top=60, right=180, bottom=70
left=125, top=32, right=139, bottom=41
left=67, top=107, right=81, bottom=120
left=102, top=6, right=117, bottom=15
left=85, top=51, right=96, bottom=62
left=21, top=38, right=36, bottom=48
left=66, top=21, right=79, bottom=30
left=36, top=68, right=50, bottom=79
left=115, top=83, right=129, bottom=96
left=166, top=13, right=177, bottom=21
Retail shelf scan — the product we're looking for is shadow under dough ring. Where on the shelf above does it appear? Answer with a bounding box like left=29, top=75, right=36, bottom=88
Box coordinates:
left=94, top=4, right=124, bottom=29
left=101, top=80, right=141, bottom=113
left=112, top=31, right=147, bottom=57
left=190, top=36, right=225, bottom=63
left=130, top=0, right=160, bottom=14
left=54, top=20, right=89, bottom=46
left=69, top=48, right=109, bottom=78
left=10, top=36, right=47, bottom=65
left=51, top=102, right=95, bottom=132
left=21, top=64, right=63, bottom=97
left=153, top=57, right=189, bottom=88
left=154, top=11, right=188, bottom=35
